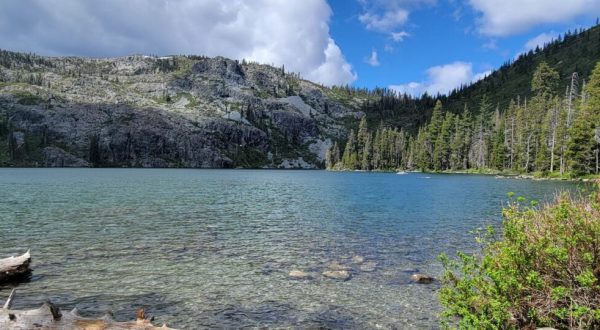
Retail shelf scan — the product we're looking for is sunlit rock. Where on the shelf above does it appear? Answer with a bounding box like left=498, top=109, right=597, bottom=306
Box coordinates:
left=322, top=270, right=350, bottom=281
left=410, top=274, right=434, bottom=284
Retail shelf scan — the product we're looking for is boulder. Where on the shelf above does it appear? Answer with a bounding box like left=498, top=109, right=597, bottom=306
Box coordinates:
left=359, top=261, right=377, bottom=272
left=410, top=274, right=434, bottom=284
left=327, top=261, right=351, bottom=271
left=351, top=255, right=365, bottom=264
left=322, top=270, right=350, bottom=281
left=288, top=270, right=311, bottom=280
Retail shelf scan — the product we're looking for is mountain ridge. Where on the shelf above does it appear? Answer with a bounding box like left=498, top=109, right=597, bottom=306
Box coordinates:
left=0, top=52, right=364, bottom=168
left=1, top=23, right=599, bottom=170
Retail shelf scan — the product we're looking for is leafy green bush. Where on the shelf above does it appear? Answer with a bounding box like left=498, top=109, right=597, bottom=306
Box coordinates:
left=439, top=188, right=600, bottom=329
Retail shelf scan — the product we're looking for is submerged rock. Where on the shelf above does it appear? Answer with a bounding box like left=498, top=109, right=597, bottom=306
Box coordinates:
left=327, top=261, right=351, bottom=271
left=410, top=274, right=434, bottom=284
left=351, top=255, right=365, bottom=264
left=288, top=270, right=311, bottom=280
left=359, top=261, right=377, bottom=272
left=322, top=270, right=350, bottom=281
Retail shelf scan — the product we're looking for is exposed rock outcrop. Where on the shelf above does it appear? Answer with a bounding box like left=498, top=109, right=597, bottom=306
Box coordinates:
left=42, top=147, right=89, bottom=167
left=0, top=51, right=362, bottom=168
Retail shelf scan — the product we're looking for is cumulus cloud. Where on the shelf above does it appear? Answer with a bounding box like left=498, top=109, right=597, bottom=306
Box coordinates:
left=357, top=0, right=433, bottom=41
left=365, top=49, right=380, bottom=67
left=512, top=32, right=559, bottom=59
left=391, top=31, right=410, bottom=42
left=0, top=0, right=356, bottom=86
left=523, top=32, right=558, bottom=52
left=359, top=9, right=409, bottom=32
left=469, top=0, right=600, bottom=36
left=390, top=62, right=490, bottom=96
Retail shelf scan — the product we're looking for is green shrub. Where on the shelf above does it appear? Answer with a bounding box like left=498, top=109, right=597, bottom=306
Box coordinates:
left=439, top=189, right=600, bottom=329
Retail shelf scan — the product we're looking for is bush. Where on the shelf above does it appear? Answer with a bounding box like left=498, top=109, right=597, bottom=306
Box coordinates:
left=439, top=187, right=600, bottom=329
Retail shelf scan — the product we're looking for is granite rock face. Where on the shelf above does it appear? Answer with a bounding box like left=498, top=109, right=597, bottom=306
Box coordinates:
left=0, top=52, right=361, bottom=168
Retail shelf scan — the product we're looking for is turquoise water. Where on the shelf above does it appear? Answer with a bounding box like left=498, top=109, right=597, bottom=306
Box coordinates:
left=0, top=169, right=584, bottom=328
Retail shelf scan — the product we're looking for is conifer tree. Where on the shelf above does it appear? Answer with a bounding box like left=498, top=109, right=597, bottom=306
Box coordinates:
left=433, top=112, right=454, bottom=170
left=361, top=133, right=373, bottom=170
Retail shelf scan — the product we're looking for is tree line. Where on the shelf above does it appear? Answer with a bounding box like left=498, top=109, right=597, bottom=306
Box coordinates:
left=327, top=61, right=600, bottom=177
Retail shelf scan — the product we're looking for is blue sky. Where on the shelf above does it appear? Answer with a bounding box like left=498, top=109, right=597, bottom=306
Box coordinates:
left=0, top=0, right=598, bottom=95
left=327, top=0, right=599, bottom=94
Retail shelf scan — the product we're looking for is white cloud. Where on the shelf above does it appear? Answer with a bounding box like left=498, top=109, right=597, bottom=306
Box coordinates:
left=0, top=0, right=356, bottom=86
left=469, top=0, right=600, bottom=36
left=390, top=62, right=490, bottom=96
left=306, top=38, right=358, bottom=86
left=357, top=0, right=433, bottom=40
left=473, top=70, right=492, bottom=82
left=513, top=32, right=559, bottom=59
left=524, top=32, right=558, bottom=52
left=391, top=31, right=410, bottom=42
left=359, top=9, right=409, bottom=32
left=365, top=49, right=380, bottom=67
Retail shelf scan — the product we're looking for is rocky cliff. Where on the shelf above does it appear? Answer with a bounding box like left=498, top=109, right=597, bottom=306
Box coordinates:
left=0, top=51, right=363, bottom=168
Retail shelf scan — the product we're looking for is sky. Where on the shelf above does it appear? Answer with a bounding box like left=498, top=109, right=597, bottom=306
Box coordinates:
left=0, top=0, right=599, bottom=96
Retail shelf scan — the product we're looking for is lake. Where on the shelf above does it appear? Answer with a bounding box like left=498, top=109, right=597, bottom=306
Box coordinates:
left=0, top=169, right=584, bottom=328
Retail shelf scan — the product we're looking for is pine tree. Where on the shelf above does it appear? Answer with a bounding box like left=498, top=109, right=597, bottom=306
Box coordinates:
left=531, top=62, right=560, bottom=172
left=433, top=112, right=454, bottom=170
left=531, top=62, right=560, bottom=98
left=568, top=61, right=600, bottom=174
left=357, top=116, right=369, bottom=150
left=428, top=100, right=444, bottom=140
left=414, top=127, right=430, bottom=170
left=361, top=133, right=373, bottom=170
left=490, top=119, right=506, bottom=170
left=567, top=109, right=596, bottom=175
left=471, top=96, right=491, bottom=169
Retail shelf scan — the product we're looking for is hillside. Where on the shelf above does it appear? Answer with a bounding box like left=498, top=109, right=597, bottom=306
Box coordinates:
left=330, top=24, right=600, bottom=177
left=0, top=52, right=365, bottom=168
left=443, top=23, right=600, bottom=114
left=1, top=24, right=599, bottom=171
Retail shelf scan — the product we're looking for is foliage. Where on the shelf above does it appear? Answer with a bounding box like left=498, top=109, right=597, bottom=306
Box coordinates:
left=330, top=59, right=600, bottom=176
left=443, top=24, right=600, bottom=115
left=439, top=189, right=600, bottom=329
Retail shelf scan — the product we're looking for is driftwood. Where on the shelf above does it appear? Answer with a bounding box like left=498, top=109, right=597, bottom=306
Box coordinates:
left=0, top=250, right=31, bottom=283
left=0, top=289, right=175, bottom=329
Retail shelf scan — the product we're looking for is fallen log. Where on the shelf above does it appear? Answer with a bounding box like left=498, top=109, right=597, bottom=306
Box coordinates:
left=0, top=250, right=31, bottom=283
left=0, top=289, right=176, bottom=329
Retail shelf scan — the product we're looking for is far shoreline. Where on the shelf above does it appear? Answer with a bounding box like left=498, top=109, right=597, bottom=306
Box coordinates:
left=2, top=166, right=598, bottom=183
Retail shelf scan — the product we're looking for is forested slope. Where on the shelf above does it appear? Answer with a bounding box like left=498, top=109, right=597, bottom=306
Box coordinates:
left=329, top=24, right=600, bottom=177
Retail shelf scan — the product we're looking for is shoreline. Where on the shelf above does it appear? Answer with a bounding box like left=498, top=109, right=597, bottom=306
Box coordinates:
left=1, top=166, right=598, bottom=182
left=327, top=168, right=600, bottom=182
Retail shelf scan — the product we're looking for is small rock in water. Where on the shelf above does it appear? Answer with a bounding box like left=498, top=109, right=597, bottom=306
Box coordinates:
left=327, top=261, right=351, bottom=271
left=410, top=274, right=434, bottom=284
left=322, top=270, right=351, bottom=281
left=288, top=270, right=311, bottom=279
left=351, top=255, right=365, bottom=264
left=359, top=261, right=377, bottom=272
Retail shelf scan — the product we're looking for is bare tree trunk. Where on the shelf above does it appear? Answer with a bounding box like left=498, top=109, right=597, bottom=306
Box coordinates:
left=1, top=291, right=175, bottom=329
left=595, top=149, right=600, bottom=174
left=510, top=117, right=515, bottom=169
left=550, top=105, right=558, bottom=173
left=0, top=251, right=30, bottom=283
left=525, top=133, right=533, bottom=172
